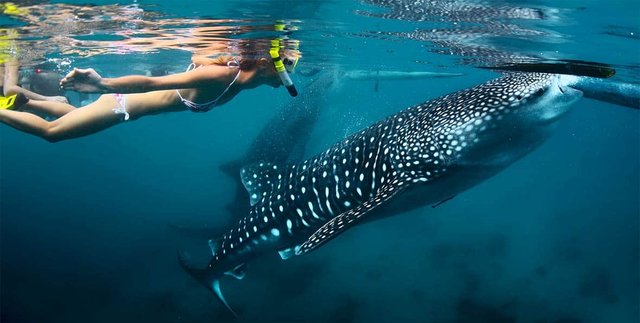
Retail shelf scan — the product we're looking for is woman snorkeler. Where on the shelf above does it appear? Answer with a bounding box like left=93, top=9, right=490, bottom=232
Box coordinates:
left=0, top=44, right=299, bottom=142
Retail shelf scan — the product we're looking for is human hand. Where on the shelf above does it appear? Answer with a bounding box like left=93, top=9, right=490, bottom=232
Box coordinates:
left=60, top=68, right=105, bottom=93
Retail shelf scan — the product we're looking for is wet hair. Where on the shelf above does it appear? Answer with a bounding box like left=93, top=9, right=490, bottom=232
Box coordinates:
left=205, top=39, right=300, bottom=71
left=208, top=55, right=258, bottom=71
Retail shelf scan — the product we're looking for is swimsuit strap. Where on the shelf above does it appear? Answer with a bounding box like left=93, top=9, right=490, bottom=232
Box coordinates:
left=213, top=68, right=241, bottom=103
left=185, top=63, right=198, bottom=72
left=112, top=93, right=130, bottom=120
left=176, top=62, right=241, bottom=113
left=227, top=59, right=240, bottom=68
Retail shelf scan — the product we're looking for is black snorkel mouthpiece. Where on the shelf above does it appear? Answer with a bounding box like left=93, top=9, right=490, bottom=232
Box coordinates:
left=270, top=39, right=299, bottom=97
left=286, top=84, right=298, bottom=97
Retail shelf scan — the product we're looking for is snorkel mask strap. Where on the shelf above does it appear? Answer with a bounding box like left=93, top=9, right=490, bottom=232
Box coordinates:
left=270, top=39, right=298, bottom=97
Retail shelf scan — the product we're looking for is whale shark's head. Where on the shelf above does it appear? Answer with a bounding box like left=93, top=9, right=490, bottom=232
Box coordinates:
left=400, top=73, right=584, bottom=171
left=507, top=73, right=583, bottom=124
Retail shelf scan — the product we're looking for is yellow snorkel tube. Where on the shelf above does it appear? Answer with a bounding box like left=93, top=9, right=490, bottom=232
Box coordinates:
left=270, top=39, right=298, bottom=97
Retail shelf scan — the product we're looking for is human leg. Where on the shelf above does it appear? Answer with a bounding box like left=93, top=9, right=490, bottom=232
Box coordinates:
left=0, top=94, right=126, bottom=142
left=24, top=97, right=76, bottom=118
left=0, top=64, right=4, bottom=89
left=3, top=61, right=19, bottom=95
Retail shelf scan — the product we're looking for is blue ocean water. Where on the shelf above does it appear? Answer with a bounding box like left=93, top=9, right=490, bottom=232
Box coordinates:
left=0, top=1, right=638, bottom=323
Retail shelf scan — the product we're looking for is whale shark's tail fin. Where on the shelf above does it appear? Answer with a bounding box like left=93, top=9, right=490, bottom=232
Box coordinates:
left=177, top=250, right=239, bottom=317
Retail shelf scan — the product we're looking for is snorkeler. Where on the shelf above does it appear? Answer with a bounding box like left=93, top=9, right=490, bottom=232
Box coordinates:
left=0, top=4, right=70, bottom=115
left=1, top=62, right=70, bottom=107
left=0, top=44, right=299, bottom=142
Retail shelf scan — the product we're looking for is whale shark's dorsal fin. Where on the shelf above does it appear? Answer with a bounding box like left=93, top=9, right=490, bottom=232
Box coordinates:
left=240, top=162, right=289, bottom=206
left=208, top=239, right=218, bottom=256
left=297, top=181, right=407, bottom=256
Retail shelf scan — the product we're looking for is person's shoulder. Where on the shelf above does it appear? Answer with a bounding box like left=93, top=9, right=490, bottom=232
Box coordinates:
left=191, top=56, right=217, bottom=66
left=192, top=64, right=234, bottom=80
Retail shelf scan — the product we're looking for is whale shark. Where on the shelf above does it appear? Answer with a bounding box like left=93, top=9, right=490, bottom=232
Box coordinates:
left=172, top=68, right=464, bottom=238
left=178, top=72, right=633, bottom=315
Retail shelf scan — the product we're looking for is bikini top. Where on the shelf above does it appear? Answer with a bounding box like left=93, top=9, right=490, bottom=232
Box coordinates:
left=176, top=61, right=241, bottom=113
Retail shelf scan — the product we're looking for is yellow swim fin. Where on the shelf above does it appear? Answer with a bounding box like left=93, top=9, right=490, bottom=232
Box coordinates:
left=0, top=94, right=17, bottom=110
left=0, top=93, right=27, bottom=110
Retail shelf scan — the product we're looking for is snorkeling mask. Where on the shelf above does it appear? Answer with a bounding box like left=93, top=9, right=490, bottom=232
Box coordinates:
left=270, top=39, right=298, bottom=97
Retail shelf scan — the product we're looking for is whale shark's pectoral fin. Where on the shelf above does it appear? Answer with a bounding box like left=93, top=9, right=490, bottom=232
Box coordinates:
left=296, top=182, right=407, bottom=256
left=208, top=239, right=218, bottom=255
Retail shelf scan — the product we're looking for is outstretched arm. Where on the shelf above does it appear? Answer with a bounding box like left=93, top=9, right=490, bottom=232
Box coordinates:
left=60, top=66, right=228, bottom=94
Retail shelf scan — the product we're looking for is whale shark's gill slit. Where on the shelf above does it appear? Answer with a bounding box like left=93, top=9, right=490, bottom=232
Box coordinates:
left=308, top=201, right=320, bottom=220
left=370, top=136, right=384, bottom=194
left=286, top=219, right=293, bottom=235
left=312, top=186, right=325, bottom=216
left=324, top=186, right=335, bottom=216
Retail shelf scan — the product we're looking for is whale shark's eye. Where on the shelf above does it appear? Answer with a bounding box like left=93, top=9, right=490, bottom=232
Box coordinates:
left=516, top=94, right=523, bottom=100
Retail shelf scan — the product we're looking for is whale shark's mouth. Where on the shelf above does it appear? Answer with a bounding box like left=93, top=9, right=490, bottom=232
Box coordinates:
left=534, top=83, right=582, bottom=122
left=562, top=85, right=583, bottom=98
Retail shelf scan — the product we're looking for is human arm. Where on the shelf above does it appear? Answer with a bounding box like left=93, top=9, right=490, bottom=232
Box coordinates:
left=3, top=62, right=68, bottom=103
left=4, top=83, right=68, bottom=103
left=60, top=66, right=227, bottom=93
